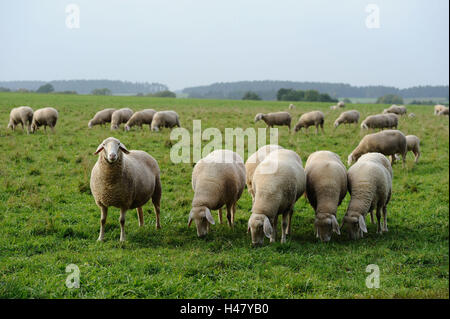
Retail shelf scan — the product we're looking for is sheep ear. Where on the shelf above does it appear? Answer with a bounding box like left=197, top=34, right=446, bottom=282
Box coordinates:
left=263, top=216, right=272, bottom=238
left=187, top=211, right=193, bottom=228
left=331, top=215, right=341, bottom=235
left=205, top=208, right=215, bottom=225
left=119, top=143, right=130, bottom=154
left=359, top=215, right=368, bottom=233
left=94, top=143, right=104, bottom=155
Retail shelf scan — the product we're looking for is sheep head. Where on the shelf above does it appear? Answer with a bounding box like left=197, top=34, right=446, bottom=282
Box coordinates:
left=247, top=214, right=272, bottom=247
left=314, top=214, right=340, bottom=242
left=254, top=113, right=264, bottom=123
left=188, top=206, right=214, bottom=238
left=342, top=214, right=367, bottom=240
left=94, top=137, right=129, bottom=164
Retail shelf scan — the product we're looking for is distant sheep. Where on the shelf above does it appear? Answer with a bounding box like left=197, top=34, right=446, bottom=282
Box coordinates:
left=408, top=113, right=416, bottom=118
left=248, top=149, right=306, bottom=245
left=348, top=130, right=407, bottom=167
left=8, top=106, right=33, bottom=134
left=383, top=105, right=407, bottom=116
left=151, top=110, right=181, bottom=131
left=125, top=109, right=156, bottom=131
left=361, top=114, right=397, bottom=130
left=305, top=151, right=347, bottom=242
left=189, top=150, right=245, bottom=237
left=110, top=108, right=133, bottom=130
left=289, top=104, right=295, bottom=110
left=254, top=112, right=292, bottom=131
left=31, top=107, right=58, bottom=133
left=334, top=110, right=360, bottom=128
left=337, top=101, right=345, bottom=108
left=434, top=104, right=447, bottom=115
left=88, top=108, right=116, bottom=128
left=90, top=137, right=161, bottom=241
left=342, top=152, right=393, bottom=239
left=294, top=111, right=325, bottom=134
left=396, top=135, right=421, bottom=163
left=438, top=107, right=449, bottom=116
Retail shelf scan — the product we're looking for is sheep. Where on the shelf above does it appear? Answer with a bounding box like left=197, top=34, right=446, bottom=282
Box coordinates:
left=31, top=107, right=58, bottom=133
left=330, top=105, right=338, bottom=110
left=7, top=106, right=33, bottom=134
left=342, top=152, right=392, bottom=239
left=294, top=111, right=325, bottom=134
left=383, top=105, right=407, bottom=116
left=408, top=113, right=416, bottom=118
left=90, top=137, right=161, bottom=241
left=289, top=104, right=295, bottom=110
left=348, top=129, right=407, bottom=167
left=334, top=110, right=360, bottom=128
left=438, top=107, right=449, bottom=116
left=304, top=151, right=347, bottom=242
left=254, top=112, right=292, bottom=131
left=248, top=149, right=306, bottom=246
left=189, top=150, right=245, bottom=237
left=337, top=101, right=345, bottom=108
left=395, top=135, right=421, bottom=163
left=361, top=114, right=397, bottom=130
left=245, top=144, right=283, bottom=203
left=434, top=104, right=447, bottom=115
left=110, top=108, right=133, bottom=130
left=88, top=108, right=116, bottom=128
left=151, top=110, right=181, bottom=131
left=125, top=109, right=156, bottom=131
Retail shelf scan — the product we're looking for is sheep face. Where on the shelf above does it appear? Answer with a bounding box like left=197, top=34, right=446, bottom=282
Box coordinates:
left=247, top=214, right=272, bottom=246
left=94, top=137, right=130, bottom=164
left=314, top=215, right=340, bottom=242
left=347, top=153, right=355, bottom=166
left=294, top=123, right=303, bottom=132
left=188, top=206, right=215, bottom=237
left=88, top=120, right=93, bottom=128
left=254, top=113, right=264, bottom=123
left=334, top=120, right=340, bottom=128
left=342, top=215, right=367, bottom=240
left=124, top=124, right=131, bottom=131
left=31, top=121, right=39, bottom=133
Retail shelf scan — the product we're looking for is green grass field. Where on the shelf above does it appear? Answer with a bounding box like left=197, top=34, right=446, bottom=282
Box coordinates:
left=0, top=92, right=448, bottom=298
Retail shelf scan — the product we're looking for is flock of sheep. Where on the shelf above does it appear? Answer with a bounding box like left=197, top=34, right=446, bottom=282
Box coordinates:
left=6, top=101, right=449, bottom=245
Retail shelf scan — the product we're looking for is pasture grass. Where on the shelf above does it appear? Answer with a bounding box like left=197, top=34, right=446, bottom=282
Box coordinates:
left=0, top=93, right=448, bottom=298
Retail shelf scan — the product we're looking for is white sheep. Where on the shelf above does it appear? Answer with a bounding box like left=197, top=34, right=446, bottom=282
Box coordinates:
left=110, top=108, right=133, bottom=130
left=395, top=135, right=421, bottom=163
left=361, top=114, right=397, bottom=130
left=245, top=144, right=283, bottom=203
left=438, top=107, right=449, bottom=116
left=294, top=111, right=325, bottom=134
left=8, top=106, right=34, bottom=134
left=334, top=110, right=360, bottom=128
left=342, top=152, right=392, bottom=239
left=254, top=112, right=292, bottom=131
left=31, top=107, right=58, bottom=133
left=90, top=137, right=161, bottom=241
left=408, top=113, right=416, bottom=118
left=304, top=151, right=347, bottom=242
left=337, top=101, right=345, bottom=108
left=383, top=105, right=407, bottom=116
left=348, top=129, right=407, bottom=167
left=248, top=149, right=306, bottom=246
left=289, top=104, right=295, bottom=110
left=125, top=109, right=156, bottom=131
left=434, top=104, right=447, bottom=115
left=189, top=150, right=246, bottom=237
left=88, top=108, right=116, bottom=128
left=151, top=110, right=181, bottom=131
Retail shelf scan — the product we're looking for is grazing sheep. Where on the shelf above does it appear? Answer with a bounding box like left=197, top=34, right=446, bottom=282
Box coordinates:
left=342, top=152, right=392, bottom=239
left=396, top=135, right=421, bottom=163
left=248, top=149, right=306, bottom=246
left=125, top=109, right=156, bottom=131
left=289, top=104, right=295, bottom=110
left=408, top=113, right=416, bottom=118
left=90, top=137, right=161, bottom=242
left=254, top=112, right=292, bottom=131
left=361, top=114, right=397, bottom=130
left=245, top=144, right=283, bottom=203
left=8, top=106, right=33, bottom=134
left=348, top=129, right=407, bottom=167
left=330, top=105, right=338, bottom=110
left=110, top=108, right=133, bottom=130
left=189, top=150, right=245, bottom=237
left=438, top=107, right=449, bottom=116
left=383, top=105, right=407, bottom=116
left=151, top=110, right=181, bottom=131
left=304, top=151, right=347, bottom=242
left=294, top=111, right=325, bottom=134
left=434, top=104, right=447, bottom=115
left=334, top=110, right=360, bottom=128
left=337, top=101, right=345, bottom=108
left=31, top=107, right=58, bottom=133
left=88, top=108, right=116, bottom=128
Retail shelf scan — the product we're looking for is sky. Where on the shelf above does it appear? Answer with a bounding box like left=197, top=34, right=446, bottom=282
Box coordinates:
left=0, top=0, right=448, bottom=91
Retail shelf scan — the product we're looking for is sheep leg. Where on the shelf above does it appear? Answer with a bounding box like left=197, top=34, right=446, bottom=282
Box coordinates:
left=315, top=125, right=319, bottom=134
left=414, top=149, right=420, bottom=163
left=136, top=207, right=144, bottom=227
left=390, top=155, right=395, bottom=165
left=382, top=206, right=388, bottom=232
left=376, top=207, right=382, bottom=234
left=402, top=153, right=406, bottom=168
left=218, top=208, right=223, bottom=224
left=270, top=216, right=278, bottom=243
left=281, top=213, right=289, bottom=244
left=226, top=205, right=233, bottom=228
left=152, top=178, right=162, bottom=229
left=320, top=122, right=324, bottom=133
left=370, top=210, right=375, bottom=224
left=97, top=206, right=108, bottom=241
left=287, top=208, right=294, bottom=235
left=119, top=208, right=127, bottom=242
left=231, top=202, right=236, bottom=225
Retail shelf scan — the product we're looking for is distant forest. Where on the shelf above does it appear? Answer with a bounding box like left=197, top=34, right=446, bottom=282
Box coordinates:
left=0, top=80, right=168, bottom=95
left=182, top=81, right=449, bottom=100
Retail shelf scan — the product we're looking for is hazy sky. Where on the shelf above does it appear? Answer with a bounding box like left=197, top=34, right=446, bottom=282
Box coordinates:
left=0, top=0, right=448, bottom=90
